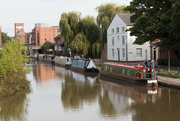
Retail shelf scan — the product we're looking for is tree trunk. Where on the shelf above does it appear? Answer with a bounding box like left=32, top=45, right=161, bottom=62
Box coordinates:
left=168, top=51, right=170, bottom=72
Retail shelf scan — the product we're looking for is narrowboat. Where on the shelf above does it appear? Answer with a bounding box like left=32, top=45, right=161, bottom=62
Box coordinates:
left=71, top=59, right=99, bottom=73
left=100, top=63, right=158, bottom=87
left=54, top=56, right=72, bottom=68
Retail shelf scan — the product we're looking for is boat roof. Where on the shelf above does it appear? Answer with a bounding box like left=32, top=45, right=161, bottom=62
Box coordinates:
left=103, top=63, right=145, bottom=69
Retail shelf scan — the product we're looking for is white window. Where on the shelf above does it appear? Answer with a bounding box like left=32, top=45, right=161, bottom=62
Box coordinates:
left=112, top=28, right=114, bottom=33
left=112, top=37, right=114, bottom=46
left=117, top=35, right=119, bottom=42
left=122, top=48, right=125, bottom=57
left=122, top=27, right=125, bottom=32
left=112, top=49, right=114, bottom=57
left=136, top=48, right=142, bottom=57
left=122, top=36, right=125, bottom=45
left=117, top=27, right=119, bottom=33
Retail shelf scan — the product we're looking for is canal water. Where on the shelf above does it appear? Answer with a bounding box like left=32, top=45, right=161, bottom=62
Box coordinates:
left=1, top=59, right=180, bottom=121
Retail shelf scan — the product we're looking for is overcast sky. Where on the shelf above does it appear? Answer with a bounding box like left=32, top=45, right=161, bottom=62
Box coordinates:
left=0, top=0, right=131, bottom=37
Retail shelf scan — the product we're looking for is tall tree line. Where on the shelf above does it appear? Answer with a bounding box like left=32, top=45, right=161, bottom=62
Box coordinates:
left=59, top=3, right=128, bottom=58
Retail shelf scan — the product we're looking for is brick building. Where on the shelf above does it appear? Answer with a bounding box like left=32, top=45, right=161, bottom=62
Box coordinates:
left=14, top=23, right=27, bottom=41
left=31, top=23, right=60, bottom=46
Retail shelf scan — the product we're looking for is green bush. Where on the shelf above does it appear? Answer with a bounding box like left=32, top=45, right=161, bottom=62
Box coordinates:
left=0, top=39, right=31, bottom=96
left=158, top=58, right=180, bottom=66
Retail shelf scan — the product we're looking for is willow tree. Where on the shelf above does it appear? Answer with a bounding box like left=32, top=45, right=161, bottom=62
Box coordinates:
left=81, top=16, right=100, bottom=57
left=59, top=12, right=81, bottom=54
left=96, top=3, right=129, bottom=44
left=70, top=33, right=90, bottom=56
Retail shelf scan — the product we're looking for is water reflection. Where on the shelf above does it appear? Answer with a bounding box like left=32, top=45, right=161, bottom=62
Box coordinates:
left=32, top=63, right=59, bottom=82
left=2, top=61, right=180, bottom=121
left=61, top=70, right=100, bottom=110
left=0, top=89, right=30, bottom=121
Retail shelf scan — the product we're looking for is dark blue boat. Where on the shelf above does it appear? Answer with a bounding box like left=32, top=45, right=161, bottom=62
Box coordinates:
left=71, top=59, right=99, bottom=73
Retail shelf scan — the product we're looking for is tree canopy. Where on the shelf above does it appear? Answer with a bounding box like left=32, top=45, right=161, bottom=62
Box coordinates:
left=124, top=0, right=180, bottom=53
left=41, top=41, right=54, bottom=53
left=1, top=32, right=11, bottom=44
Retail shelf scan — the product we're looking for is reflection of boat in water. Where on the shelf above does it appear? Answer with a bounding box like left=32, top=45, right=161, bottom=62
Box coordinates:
left=71, top=59, right=99, bottom=73
left=68, top=71, right=98, bottom=86
left=100, top=63, right=158, bottom=87
left=100, top=78, right=157, bottom=115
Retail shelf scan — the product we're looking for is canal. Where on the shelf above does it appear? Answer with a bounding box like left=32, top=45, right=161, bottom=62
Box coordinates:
left=1, top=59, right=180, bottom=121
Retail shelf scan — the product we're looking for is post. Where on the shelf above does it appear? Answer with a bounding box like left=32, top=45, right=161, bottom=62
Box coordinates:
left=168, top=51, right=170, bottom=72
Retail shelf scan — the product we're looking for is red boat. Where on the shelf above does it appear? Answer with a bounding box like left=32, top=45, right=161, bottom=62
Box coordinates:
left=100, top=63, right=158, bottom=87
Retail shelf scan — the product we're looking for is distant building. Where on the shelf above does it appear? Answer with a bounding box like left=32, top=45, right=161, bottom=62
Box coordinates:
left=14, top=23, right=27, bottom=41
left=54, top=34, right=64, bottom=56
left=107, top=13, right=151, bottom=62
left=31, top=23, right=60, bottom=46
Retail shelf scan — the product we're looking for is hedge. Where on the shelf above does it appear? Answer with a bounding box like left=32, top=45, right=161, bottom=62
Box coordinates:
left=158, top=58, right=180, bottom=66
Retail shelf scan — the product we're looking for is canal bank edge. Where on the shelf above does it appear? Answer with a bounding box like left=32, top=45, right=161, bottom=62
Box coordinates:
left=34, top=56, right=180, bottom=89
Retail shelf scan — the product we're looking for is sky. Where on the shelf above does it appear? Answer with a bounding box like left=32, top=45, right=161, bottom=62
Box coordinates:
left=0, top=0, right=131, bottom=37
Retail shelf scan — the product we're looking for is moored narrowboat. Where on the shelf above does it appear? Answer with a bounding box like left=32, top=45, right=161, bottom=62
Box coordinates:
left=71, top=59, right=99, bottom=73
left=54, top=56, right=72, bottom=68
left=100, top=63, right=158, bottom=87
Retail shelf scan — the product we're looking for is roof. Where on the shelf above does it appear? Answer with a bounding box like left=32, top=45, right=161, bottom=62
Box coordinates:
left=116, top=13, right=134, bottom=26
left=54, top=34, right=60, bottom=39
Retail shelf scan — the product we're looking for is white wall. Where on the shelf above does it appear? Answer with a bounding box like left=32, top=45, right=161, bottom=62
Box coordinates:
left=107, top=15, right=127, bottom=61
left=127, top=26, right=151, bottom=61
left=107, top=15, right=151, bottom=62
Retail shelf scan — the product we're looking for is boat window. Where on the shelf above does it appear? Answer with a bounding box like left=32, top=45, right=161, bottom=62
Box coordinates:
left=128, top=70, right=131, bottom=76
left=122, top=69, right=125, bottom=74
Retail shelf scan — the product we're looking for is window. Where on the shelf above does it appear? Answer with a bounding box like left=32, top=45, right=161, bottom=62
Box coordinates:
left=54, top=30, right=55, bottom=32
left=122, top=27, right=125, bottom=32
left=45, top=34, right=46, bottom=36
left=117, top=27, right=119, bottom=33
left=49, top=29, right=51, bottom=32
left=122, top=36, right=125, bottom=45
left=122, top=48, right=125, bottom=57
left=117, top=35, right=119, bottom=42
left=112, top=49, right=114, bottom=57
left=136, top=48, right=142, bottom=57
left=37, top=31, right=39, bottom=33
left=112, top=37, right=114, bottom=46
left=49, top=38, right=51, bottom=41
left=45, top=29, right=46, bottom=32
left=54, top=34, right=55, bottom=36
left=49, top=34, right=51, bottom=36
left=112, top=28, right=114, bottom=33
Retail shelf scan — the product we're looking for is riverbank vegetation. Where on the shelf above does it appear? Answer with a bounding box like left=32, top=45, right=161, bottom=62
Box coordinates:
left=158, top=69, right=180, bottom=78
left=0, top=39, right=31, bottom=97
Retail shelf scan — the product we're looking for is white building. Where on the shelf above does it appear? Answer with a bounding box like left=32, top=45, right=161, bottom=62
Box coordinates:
left=107, top=13, right=151, bottom=62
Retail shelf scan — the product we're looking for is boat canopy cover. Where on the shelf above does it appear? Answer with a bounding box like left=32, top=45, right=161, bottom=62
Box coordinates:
left=87, top=60, right=97, bottom=68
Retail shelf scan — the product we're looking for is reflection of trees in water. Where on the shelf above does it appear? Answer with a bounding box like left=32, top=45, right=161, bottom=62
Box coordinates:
left=61, top=72, right=101, bottom=110
left=98, top=91, right=117, bottom=117
left=132, top=89, right=180, bottom=121
left=0, top=89, right=30, bottom=121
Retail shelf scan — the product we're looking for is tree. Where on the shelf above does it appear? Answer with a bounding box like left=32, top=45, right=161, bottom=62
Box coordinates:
left=1, top=32, right=11, bottom=44
left=125, top=0, right=180, bottom=71
left=96, top=3, right=129, bottom=44
left=59, top=12, right=82, bottom=54
left=124, top=0, right=179, bottom=53
left=0, top=39, right=30, bottom=94
left=41, top=41, right=54, bottom=54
